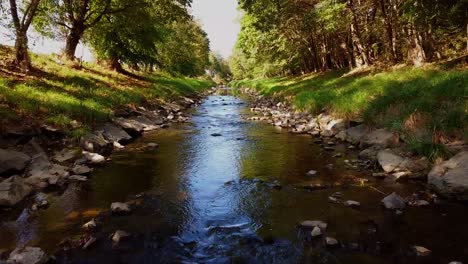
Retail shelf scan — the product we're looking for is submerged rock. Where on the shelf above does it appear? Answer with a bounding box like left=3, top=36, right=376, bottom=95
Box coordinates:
left=300, top=220, right=327, bottom=230
left=381, top=192, right=406, bottom=210
left=111, top=202, right=131, bottom=214
left=146, top=143, right=159, bottom=150
left=0, top=176, right=32, bottom=207
left=344, top=200, right=361, bottom=208
left=7, top=247, right=47, bottom=264
left=112, top=230, right=130, bottom=244
left=428, top=151, right=468, bottom=200
left=325, top=237, right=339, bottom=247
left=0, top=149, right=30, bottom=176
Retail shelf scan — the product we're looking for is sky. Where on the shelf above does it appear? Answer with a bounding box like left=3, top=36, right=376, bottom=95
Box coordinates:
left=0, top=0, right=241, bottom=61
left=191, top=0, right=241, bottom=58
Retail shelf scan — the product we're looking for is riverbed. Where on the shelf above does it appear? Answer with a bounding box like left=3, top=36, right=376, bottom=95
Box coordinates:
left=1, top=94, right=468, bottom=263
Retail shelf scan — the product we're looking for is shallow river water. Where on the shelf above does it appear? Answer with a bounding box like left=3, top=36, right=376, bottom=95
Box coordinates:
left=1, top=94, right=468, bottom=263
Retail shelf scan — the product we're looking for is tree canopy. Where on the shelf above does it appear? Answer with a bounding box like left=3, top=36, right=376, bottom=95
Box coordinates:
left=231, top=0, right=468, bottom=79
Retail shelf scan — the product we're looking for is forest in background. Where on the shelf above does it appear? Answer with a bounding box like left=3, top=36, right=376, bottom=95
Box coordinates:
left=230, top=0, right=467, bottom=78
left=0, top=0, right=231, bottom=80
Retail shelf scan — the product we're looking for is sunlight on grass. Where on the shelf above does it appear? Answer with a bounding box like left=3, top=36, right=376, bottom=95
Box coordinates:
left=0, top=49, right=213, bottom=134
left=231, top=65, right=467, bottom=158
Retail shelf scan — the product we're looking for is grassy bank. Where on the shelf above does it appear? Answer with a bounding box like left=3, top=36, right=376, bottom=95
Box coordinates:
left=0, top=46, right=213, bottom=138
left=231, top=64, right=467, bottom=159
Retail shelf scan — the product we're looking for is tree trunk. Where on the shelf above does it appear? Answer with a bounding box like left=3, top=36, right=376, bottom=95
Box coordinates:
left=380, top=0, right=397, bottom=62
left=64, top=32, right=81, bottom=61
left=108, top=56, right=123, bottom=72
left=407, top=24, right=426, bottom=66
left=14, top=30, right=31, bottom=72
left=348, top=0, right=371, bottom=67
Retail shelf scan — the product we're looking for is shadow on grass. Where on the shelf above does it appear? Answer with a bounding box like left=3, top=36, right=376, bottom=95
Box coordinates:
left=0, top=60, right=212, bottom=128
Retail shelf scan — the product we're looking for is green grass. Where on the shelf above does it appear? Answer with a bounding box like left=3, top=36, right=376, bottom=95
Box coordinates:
left=0, top=46, right=213, bottom=136
left=231, top=65, right=467, bottom=160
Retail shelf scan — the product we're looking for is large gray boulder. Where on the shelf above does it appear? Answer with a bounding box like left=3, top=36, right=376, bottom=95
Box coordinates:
left=360, top=128, right=399, bottom=148
left=101, top=123, right=132, bottom=143
left=0, top=176, right=32, bottom=207
left=428, top=151, right=468, bottom=200
left=345, top=125, right=367, bottom=144
left=81, top=132, right=113, bottom=154
left=7, top=247, right=47, bottom=264
left=322, top=119, right=346, bottom=136
left=113, top=117, right=145, bottom=135
left=377, top=149, right=405, bottom=173
left=27, top=163, right=70, bottom=187
left=0, top=149, right=30, bottom=175
left=130, top=116, right=159, bottom=131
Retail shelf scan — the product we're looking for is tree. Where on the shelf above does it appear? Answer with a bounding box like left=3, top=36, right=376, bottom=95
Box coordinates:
left=6, top=0, right=41, bottom=71
left=156, top=19, right=210, bottom=76
left=207, top=52, right=231, bottom=82
left=233, top=0, right=468, bottom=79
left=88, top=0, right=191, bottom=72
left=36, top=0, right=134, bottom=60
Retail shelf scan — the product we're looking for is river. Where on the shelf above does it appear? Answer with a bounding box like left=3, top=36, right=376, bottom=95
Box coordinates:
left=1, top=94, right=467, bottom=263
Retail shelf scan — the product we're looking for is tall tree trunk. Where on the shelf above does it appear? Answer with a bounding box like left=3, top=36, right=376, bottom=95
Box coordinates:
left=108, top=56, right=123, bottom=72
left=348, top=0, right=371, bottom=67
left=406, top=23, right=426, bottom=66
left=14, top=30, right=30, bottom=72
left=380, top=0, right=397, bottom=63
left=64, top=30, right=82, bottom=61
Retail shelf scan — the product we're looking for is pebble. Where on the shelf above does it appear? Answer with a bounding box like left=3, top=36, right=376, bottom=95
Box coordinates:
left=372, top=172, right=387, bottom=178
left=381, top=192, right=406, bottom=210
left=413, top=245, right=431, bottom=256
left=83, top=219, right=98, bottom=229
left=306, top=170, right=317, bottom=176
left=410, top=200, right=430, bottom=207
left=325, top=237, right=338, bottom=247
left=344, top=200, right=361, bottom=208
left=82, top=236, right=97, bottom=250
left=300, top=220, right=327, bottom=230
left=112, top=230, right=130, bottom=243
left=147, top=143, right=159, bottom=150
left=311, top=226, right=322, bottom=237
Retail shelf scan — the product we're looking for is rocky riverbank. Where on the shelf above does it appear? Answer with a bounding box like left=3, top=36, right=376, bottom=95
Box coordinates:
left=0, top=89, right=221, bottom=262
left=0, top=88, right=213, bottom=209
left=238, top=87, right=468, bottom=201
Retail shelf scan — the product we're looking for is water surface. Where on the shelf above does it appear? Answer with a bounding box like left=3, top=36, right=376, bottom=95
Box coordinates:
left=1, top=95, right=468, bottom=263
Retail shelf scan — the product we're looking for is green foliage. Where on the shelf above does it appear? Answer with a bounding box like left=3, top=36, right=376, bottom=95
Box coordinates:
left=0, top=48, right=213, bottom=132
left=231, top=65, right=467, bottom=148
left=407, top=137, right=451, bottom=162
left=207, top=52, right=231, bottom=83
left=87, top=0, right=210, bottom=75
left=155, top=19, right=210, bottom=76
left=233, top=0, right=468, bottom=79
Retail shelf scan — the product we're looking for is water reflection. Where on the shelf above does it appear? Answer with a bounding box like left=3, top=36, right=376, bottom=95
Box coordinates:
left=1, top=95, right=468, bottom=263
